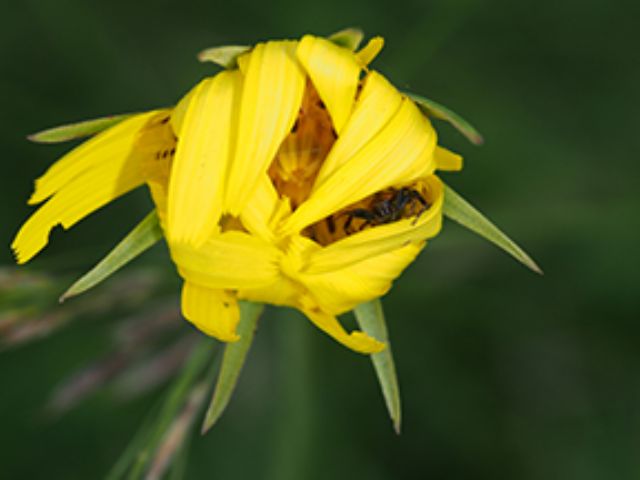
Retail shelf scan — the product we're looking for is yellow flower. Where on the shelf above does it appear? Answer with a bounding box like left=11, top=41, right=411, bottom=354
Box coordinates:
left=12, top=34, right=462, bottom=354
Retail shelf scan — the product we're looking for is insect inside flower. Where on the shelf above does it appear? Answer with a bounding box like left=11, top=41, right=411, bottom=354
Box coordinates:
left=12, top=32, right=472, bottom=354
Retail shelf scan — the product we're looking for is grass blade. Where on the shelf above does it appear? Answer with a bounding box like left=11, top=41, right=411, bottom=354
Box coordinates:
left=28, top=114, right=132, bottom=143
left=443, top=184, right=543, bottom=274
left=407, top=92, right=484, bottom=145
left=201, top=301, right=264, bottom=433
left=105, top=338, right=216, bottom=480
left=60, top=211, right=162, bottom=302
left=145, top=383, right=208, bottom=480
left=354, top=299, right=401, bottom=434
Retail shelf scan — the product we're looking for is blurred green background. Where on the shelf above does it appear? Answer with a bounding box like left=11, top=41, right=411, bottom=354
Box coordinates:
left=1, top=0, right=639, bottom=478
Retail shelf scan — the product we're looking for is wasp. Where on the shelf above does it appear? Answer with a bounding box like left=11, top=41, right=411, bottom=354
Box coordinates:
left=343, top=187, right=429, bottom=233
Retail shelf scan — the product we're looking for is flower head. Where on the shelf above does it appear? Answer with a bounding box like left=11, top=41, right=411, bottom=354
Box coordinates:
left=12, top=33, right=463, bottom=354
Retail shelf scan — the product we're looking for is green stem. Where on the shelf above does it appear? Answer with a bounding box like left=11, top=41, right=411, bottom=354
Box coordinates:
left=266, top=309, right=314, bottom=480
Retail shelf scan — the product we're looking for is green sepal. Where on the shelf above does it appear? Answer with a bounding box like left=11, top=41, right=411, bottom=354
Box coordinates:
left=60, top=210, right=163, bottom=302
left=197, top=45, right=251, bottom=69
left=201, top=301, right=264, bottom=433
left=328, top=27, right=365, bottom=51
left=27, top=113, right=133, bottom=143
left=354, top=299, right=402, bottom=434
left=443, top=184, right=542, bottom=274
left=406, top=92, right=484, bottom=146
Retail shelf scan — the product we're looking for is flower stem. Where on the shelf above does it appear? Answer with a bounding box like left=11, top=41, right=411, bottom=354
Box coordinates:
left=266, top=308, right=315, bottom=480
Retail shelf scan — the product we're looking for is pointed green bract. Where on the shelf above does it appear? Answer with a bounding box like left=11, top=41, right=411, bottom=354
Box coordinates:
left=443, top=184, right=543, bottom=274
left=328, top=27, right=364, bottom=51
left=407, top=92, right=484, bottom=145
left=354, top=299, right=401, bottom=434
left=60, top=211, right=163, bottom=302
left=197, top=45, right=251, bottom=69
left=28, top=113, right=133, bottom=143
left=201, top=301, right=264, bottom=433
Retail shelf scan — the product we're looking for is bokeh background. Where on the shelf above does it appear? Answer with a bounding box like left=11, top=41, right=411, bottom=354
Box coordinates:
left=1, top=0, right=639, bottom=478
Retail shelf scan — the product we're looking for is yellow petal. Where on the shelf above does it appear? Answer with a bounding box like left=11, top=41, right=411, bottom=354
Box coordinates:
left=171, top=231, right=281, bottom=290
left=301, top=242, right=423, bottom=314
left=306, top=176, right=444, bottom=273
left=356, top=36, right=384, bottom=66
left=301, top=302, right=385, bottom=354
left=296, top=35, right=361, bottom=134
left=181, top=282, right=240, bottom=342
left=282, top=98, right=437, bottom=235
left=238, top=276, right=299, bottom=308
left=170, top=85, right=195, bottom=135
left=28, top=111, right=167, bottom=205
left=313, top=71, right=402, bottom=186
left=12, top=111, right=171, bottom=264
left=239, top=174, right=292, bottom=241
left=147, top=182, right=169, bottom=229
left=434, top=145, right=463, bottom=171
left=136, top=115, right=177, bottom=230
left=225, top=41, right=305, bottom=216
left=167, top=71, right=242, bottom=246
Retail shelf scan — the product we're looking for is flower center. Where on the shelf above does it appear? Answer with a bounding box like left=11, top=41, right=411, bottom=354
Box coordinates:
left=268, top=80, right=336, bottom=210
left=267, top=81, right=434, bottom=246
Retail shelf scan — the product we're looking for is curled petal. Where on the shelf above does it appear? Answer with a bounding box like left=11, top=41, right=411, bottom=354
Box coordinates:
left=297, top=35, right=361, bottom=134
left=283, top=98, right=437, bottom=235
left=167, top=71, right=242, bottom=246
left=225, top=41, right=305, bottom=216
left=313, top=71, right=402, bottom=186
left=301, top=242, right=423, bottom=314
left=181, top=282, right=240, bottom=342
left=172, top=231, right=281, bottom=291
left=301, top=302, right=385, bottom=354
left=306, top=176, right=444, bottom=273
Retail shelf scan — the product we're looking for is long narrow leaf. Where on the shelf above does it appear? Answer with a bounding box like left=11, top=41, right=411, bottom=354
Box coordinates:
left=105, top=403, right=161, bottom=480
left=328, top=27, right=364, bottom=51
left=407, top=92, right=484, bottom=145
left=443, top=184, right=542, bottom=274
left=145, top=383, right=208, bottom=480
left=60, top=211, right=162, bottom=302
left=28, top=113, right=132, bottom=143
left=201, top=301, right=264, bottom=433
left=354, top=299, right=401, bottom=434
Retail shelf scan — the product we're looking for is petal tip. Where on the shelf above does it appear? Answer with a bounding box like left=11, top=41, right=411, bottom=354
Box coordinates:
left=351, top=331, right=386, bottom=354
